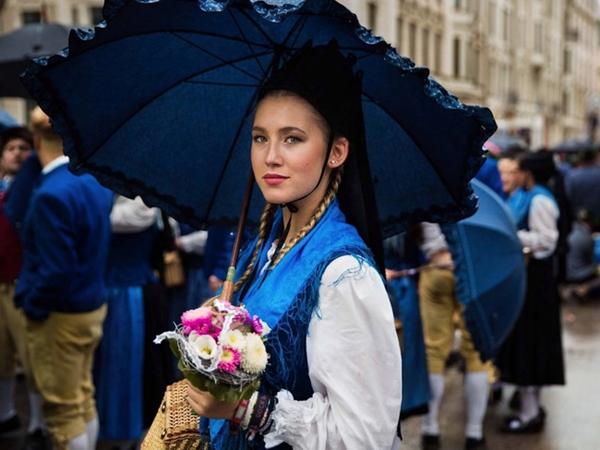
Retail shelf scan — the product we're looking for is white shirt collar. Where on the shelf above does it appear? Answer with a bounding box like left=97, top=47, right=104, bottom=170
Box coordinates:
left=42, top=155, right=69, bottom=175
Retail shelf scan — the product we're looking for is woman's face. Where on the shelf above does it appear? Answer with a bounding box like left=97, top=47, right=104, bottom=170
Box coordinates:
left=251, top=94, right=331, bottom=206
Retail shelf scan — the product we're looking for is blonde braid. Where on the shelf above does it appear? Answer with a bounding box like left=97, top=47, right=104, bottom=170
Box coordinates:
left=271, top=169, right=343, bottom=267
left=234, top=203, right=276, bottom=291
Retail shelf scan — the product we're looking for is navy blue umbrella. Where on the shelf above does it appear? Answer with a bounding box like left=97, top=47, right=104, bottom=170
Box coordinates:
left=22, top=0, right=495, bottom=235
left=442, top=179, right=526, bottom=360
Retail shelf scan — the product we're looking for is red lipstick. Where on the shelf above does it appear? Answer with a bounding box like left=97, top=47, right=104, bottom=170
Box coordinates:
left=263, top=173, right=289, bottom=186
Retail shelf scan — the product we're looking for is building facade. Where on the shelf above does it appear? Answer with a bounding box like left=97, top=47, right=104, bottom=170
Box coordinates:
left=340, top=0, right=600, bottom=148
left=1, top=0, right=599, bottom=146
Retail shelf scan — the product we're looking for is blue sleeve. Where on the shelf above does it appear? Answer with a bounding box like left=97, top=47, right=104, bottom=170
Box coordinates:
left=4, top=154, right=42, bottom=231
left=20, top=193, right=77, bottom=320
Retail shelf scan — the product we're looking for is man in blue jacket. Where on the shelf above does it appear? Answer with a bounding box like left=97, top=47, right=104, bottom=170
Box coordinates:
left=15, top=108, right=113, bottom=450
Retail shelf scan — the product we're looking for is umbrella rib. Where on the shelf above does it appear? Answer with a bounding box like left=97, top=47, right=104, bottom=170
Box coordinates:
left=238, top=9, right=277, bottom=46
left=202, top=53, right=280, bottom=219
left=228, top=9, right=268, bottom=78
left=280, top=13, right=310, bottom=53
left=360, top=90, right=465, bottom=207
left=76, top=50, right=273, bottom=167
left=202, top=91, right=259, bottom=221
left=172, top=32, right=263, bottom=83
left=185, top=80, right=261, bottom=87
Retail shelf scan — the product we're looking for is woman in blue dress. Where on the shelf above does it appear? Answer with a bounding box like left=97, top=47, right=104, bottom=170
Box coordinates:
left=184, top=42, right=403, bottom=449
left=94, top=195, right=158, bottom=448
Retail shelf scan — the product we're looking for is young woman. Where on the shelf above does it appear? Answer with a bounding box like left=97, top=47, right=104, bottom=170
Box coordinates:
left=184, top=43, right=403, bottom=449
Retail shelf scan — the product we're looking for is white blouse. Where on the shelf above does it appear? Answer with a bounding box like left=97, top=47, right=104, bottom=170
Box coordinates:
left=517, top=195, right=559, bottom=260
left=263, top=255, right=402, bottom=450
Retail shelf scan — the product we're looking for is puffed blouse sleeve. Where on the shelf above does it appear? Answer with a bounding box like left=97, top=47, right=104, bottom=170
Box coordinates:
left=263, top=255, right=402, bottom=450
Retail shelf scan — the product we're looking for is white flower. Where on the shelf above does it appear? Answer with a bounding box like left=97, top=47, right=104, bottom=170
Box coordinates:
left=219, top=329, right=247, bottom=351
left=260, top=321, right=271, bottom=337
left=242, top=334, right=268, bottom=374
left=189, top=333, right=218, bottom=360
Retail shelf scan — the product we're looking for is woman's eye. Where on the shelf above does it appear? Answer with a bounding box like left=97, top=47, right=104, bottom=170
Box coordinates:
left=284, top=136, right=302, bottom=144
left=253, top=135, right=267, bottom=144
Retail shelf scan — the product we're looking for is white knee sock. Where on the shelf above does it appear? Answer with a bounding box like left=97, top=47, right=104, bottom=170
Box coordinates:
left=519, top=386, right=540, bottom=422
left=422, top=373, right=445, bottom=435
left=0, top=377, right=17, bottom=421
left=27, top=390, right=46, bottom=432
left=67, top=431, right=90, bottom=450
left=464, top=371, right=489, bottom=439
left=85, top=417, right=99, bottom=449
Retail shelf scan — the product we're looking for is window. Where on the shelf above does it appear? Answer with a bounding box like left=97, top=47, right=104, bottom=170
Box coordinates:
left=453, top=37, right=461, bottom=78
left=22, top=11, right=42, bottom=24
left=72, top=7, right=80, bottom=25
left=563, top=49, right=571, bottom=74
left=396, top=18, right=403, bottom=52
left=90, top=7, right=104, bottom=25
left=409, top=23, right=417, bottom=59
left=434, top=33, right=442, bottom=74
left=367, top=2, right=377, bottom=31
left=488, top=2, right=496, bottom=38
left=534, top=22, right=542, bottom=53
left=422, top=28, right=430, bottom=66
left=503, top=9, right=509, bottom=42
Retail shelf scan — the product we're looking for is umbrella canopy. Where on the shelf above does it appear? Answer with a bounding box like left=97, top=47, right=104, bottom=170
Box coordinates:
left=22, top=0, right=496, bottom=235
left=0, top=23, right=70, bottom=98
left=0, top=107, right=18, bottom=131
left=442, top=179, right=526, bottom=360
left=487, top=130, right=527, bottom=155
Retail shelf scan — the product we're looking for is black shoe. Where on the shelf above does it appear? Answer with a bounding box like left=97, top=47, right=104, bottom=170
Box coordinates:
left=465, top=436, right=487, bottom=450
left=508, top=389, right=521, bottom=411
left=22, top=429, right=52, bottom=450
left=421, top=433, right=441, bottom=450
left=0, top=414, right=21, bottom=437
left=501, top=410, right=545, bottom=434
left=489, top=385, right=503, bottom=405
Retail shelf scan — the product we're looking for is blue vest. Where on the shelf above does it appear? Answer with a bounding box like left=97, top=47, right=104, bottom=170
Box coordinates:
left=508, top=185, right=557, bottom=231
left=209, top=200, right=375, bottom=450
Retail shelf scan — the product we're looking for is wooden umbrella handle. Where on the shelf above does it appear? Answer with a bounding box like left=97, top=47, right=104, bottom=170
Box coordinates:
left=221, top=171, right=255, bottom=303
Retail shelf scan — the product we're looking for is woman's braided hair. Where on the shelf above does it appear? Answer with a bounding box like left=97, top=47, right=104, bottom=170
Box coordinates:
left=234, top=168, right=343, bottom=292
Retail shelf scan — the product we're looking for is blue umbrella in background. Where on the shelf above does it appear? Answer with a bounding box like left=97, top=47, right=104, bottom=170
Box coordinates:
left=442, top=179, right=526, bottom=360
left=0, top=107, right=18, bottom=131
left=21, top=0, right=495, bottom=237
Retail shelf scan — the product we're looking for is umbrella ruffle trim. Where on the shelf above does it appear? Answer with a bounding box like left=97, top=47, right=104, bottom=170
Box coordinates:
left=21, top=0, right=496, bottom=230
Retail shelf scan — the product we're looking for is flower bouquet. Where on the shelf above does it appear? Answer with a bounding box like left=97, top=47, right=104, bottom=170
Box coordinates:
left=155, top=299, right=270, bottom=403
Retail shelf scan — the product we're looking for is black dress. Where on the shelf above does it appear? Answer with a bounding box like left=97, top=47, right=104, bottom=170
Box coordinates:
left=496, top=257, right=565, bottom=386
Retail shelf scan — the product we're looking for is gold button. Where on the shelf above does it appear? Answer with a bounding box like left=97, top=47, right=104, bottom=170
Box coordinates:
left=161, top=402, right=166, bottom=412
left=160, top=429, right=167, bottom=439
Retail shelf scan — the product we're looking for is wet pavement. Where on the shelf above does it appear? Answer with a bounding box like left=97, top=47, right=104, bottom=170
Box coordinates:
left=3, top=298, right=600, bottom=450
left=401, top=297, right=600, bottom=450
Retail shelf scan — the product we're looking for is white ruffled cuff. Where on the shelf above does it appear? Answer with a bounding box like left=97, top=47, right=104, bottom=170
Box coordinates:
left=263, top=390, right=328, bottom=449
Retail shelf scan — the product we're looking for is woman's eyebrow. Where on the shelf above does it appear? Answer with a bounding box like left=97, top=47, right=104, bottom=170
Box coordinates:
left=279, top=126, right=306, bottom=135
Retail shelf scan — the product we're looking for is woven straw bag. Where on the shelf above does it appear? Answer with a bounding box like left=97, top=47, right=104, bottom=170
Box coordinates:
left=142, top=381, right=212, bottom=449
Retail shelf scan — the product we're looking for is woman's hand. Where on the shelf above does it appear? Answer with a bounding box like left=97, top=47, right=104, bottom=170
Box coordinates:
left=185, top=381, right=238, bottom=419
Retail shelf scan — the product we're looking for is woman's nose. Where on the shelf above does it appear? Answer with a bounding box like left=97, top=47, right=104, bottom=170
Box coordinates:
left=264, top=143, right=282, bottom=166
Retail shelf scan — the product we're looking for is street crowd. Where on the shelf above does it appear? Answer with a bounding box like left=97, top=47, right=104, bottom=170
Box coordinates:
left=1, top=107, right=599, bottom=450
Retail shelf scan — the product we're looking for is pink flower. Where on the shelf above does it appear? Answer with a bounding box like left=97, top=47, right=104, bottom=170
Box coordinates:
left=181, top=307, right=213, bottom=335
left=251, top=316, right=263, bottom=335
left=217, top=346, right=241, bottom=374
